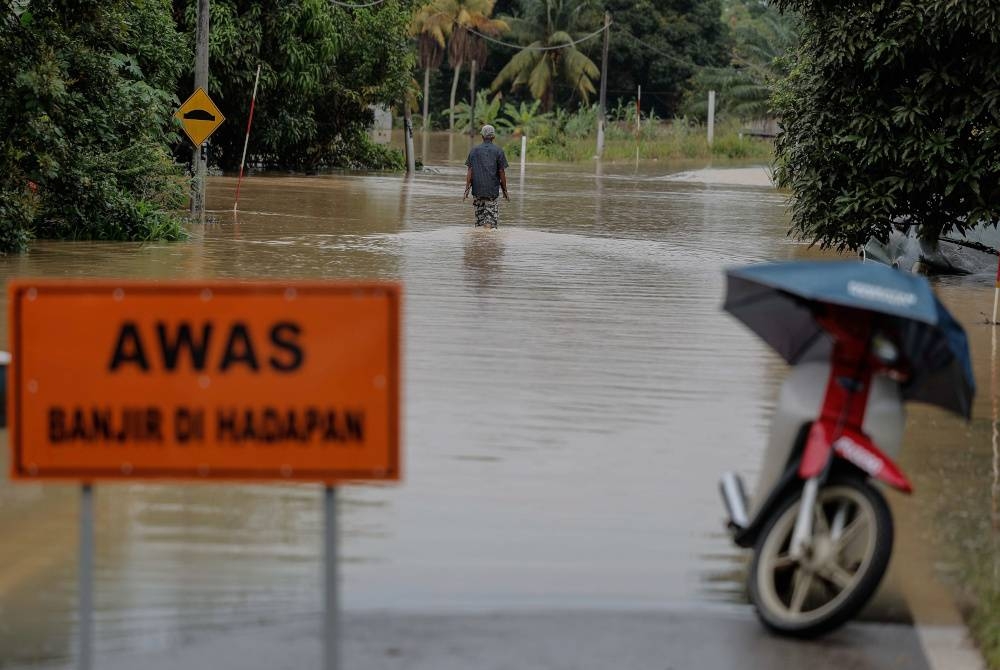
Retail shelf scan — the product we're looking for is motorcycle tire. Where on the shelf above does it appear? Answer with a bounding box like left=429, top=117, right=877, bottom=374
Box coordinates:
left=747, top=473, right=894, bottom=638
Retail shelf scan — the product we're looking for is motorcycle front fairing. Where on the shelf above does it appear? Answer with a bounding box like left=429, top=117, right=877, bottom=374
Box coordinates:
left=725, top=360, right=908, bottom=548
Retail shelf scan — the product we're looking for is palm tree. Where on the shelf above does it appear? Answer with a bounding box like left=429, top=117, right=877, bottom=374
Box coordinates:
left=411, top=3, right=450, bottom=131
left=432, top=0, right=508, bottom=131
left=685, top=4, right=799, bottom=120
left=491, top=0, right=600, bottom=112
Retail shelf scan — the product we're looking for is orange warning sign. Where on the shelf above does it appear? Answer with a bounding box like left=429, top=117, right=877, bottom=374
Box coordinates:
left=8, top=281, right=400, bottom=482
left=175, top=87, right=225, bottom=146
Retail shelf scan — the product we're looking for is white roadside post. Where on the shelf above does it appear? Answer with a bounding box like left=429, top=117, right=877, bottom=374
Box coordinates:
left=708, top=90, right=716, bottom=147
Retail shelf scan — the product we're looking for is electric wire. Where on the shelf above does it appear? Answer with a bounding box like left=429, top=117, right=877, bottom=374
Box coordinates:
left=618, top=27, right=703, bottom=70
left=329, top=0, right=387, bottom=8
left=463, top=23, right=610, bottom=51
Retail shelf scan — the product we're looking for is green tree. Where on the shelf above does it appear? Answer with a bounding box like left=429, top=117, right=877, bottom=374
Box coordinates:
left=175, top=0, right=415, bottom=171
left=431, top=0, right=507, bottom=131
left=490, top=0, right=600, bottom=111
left=0, top=0, right=187, bottom=252
left=772, top=1, right=1000, bottom=251
left=411, top=2, right=450, bottom=130
left=602, top=0, right=729, bottom=117
left=685, top=0, right=798, bottom=120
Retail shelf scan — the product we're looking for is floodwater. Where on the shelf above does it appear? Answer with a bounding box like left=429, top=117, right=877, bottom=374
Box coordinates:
left=0, top=133, right=995, bottom=665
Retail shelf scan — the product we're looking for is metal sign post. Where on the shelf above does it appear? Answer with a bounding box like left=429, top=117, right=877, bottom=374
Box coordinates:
left=174, top=88, right=225, bottom=217
left=324, top=486, right=339, bottom=670
left=78, top=484, right=94, bottom=670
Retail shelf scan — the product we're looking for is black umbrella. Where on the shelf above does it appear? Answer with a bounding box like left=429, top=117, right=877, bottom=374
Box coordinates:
left=724, top=261, right=974, bottom=419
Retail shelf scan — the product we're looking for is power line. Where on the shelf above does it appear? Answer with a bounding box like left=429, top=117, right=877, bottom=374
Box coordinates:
left=329, top=0, right=386, bottom=7
left=617, top=27, right=703, bottom=70
left=464, top=23, right=610, bottom=51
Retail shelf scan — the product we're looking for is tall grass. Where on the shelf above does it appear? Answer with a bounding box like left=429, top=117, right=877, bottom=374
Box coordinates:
left=505, top=118, right=773, bottom=163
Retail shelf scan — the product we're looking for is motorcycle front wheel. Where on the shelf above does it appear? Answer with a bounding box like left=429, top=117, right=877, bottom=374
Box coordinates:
left=747, top=474, right=893, bottom=638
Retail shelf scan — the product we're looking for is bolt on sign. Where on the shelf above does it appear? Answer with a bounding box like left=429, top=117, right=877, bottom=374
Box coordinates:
left=8, top=281, right=400, bottom=482
left=175, top=87, right=225, bottom=146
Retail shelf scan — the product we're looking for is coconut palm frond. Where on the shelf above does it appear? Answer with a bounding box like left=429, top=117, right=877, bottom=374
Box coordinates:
left=490, top=0, right=600, bottom=110
left=491, top=47, right=539, bottom=90
left=527, top=56, right=552, bottom=102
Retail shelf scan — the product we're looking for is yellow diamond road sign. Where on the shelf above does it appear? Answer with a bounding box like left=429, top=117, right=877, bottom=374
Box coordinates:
left=175, top=87, right=225, bottom=147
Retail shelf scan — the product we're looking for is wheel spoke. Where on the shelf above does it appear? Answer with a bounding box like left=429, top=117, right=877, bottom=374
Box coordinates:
left=830, top=502, right=849, bottom=539
left=790, top=569, right=813, bottom=613
left=834, top=517, right=867, bottom=551
left=813, top=505, right=831, bottom=537
left=819, top=562, right=854, bottom=591
left=772, top=553, right=797, bottom=570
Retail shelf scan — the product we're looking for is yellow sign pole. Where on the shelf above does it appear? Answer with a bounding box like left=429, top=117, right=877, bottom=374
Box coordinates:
left=192, top=0, right=210, bottom=217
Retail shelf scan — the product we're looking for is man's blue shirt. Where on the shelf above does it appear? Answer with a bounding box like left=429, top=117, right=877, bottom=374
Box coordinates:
left=465, top=142, right=509, bottom=199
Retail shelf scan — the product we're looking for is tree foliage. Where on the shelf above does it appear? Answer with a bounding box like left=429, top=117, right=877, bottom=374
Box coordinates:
left=772, top=0, right=1000, bottom=251
left=491, top=0, right=600, bottom=111
left=411, top=2, right=450, bottom=128
left=449, top=88, right=504, bottom=129
left=684, top=0, right=798, bottom=121
left=419, top=0, right=507, bottom=130
left=496, top=98, right=550, bottom=135
left=174, top=0, right=415, bottom=171
left=601, top=0, right=729, bottom=117
left=0, top=0, right=187, bottom=252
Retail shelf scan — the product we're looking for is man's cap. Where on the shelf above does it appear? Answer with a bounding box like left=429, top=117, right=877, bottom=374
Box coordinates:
left=481, top=124, right=496, bottom=138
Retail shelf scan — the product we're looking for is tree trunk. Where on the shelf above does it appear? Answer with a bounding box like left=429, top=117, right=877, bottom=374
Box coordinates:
left=541, top=58, right=554, bottom=112
left=449, top=60, right=462, bottom=132
left=422, top=67, right=431, bottom=131
left=469, top=59, right=477, bottom=136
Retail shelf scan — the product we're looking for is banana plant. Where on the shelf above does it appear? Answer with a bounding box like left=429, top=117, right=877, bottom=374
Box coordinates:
left=448, top=89, right=504, bottom=132
left=495, top=99, right=550, bottom=137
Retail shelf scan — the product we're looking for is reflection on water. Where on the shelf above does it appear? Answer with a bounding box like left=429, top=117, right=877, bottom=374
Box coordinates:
left=0, top=138, right=993, bottom=663
left=462, top=230, right=505, bottom=294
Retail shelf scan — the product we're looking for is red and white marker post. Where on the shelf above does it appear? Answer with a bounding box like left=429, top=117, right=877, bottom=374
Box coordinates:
left=233, top=63, right=262, bottom=213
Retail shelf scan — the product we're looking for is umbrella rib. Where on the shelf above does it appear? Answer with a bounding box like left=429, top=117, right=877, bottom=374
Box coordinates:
left=787, top=328, right=825, bottom=364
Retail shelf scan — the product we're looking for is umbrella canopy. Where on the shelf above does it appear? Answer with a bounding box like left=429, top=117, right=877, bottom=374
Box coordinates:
left=724, top=260, right=974, bottom=418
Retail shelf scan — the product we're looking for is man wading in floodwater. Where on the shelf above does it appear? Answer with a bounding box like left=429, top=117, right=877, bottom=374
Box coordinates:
left=464, top=124, right=509, bottom=228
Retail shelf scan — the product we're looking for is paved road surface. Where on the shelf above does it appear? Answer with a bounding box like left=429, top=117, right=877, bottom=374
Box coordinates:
left=17, top=610, right=985, bottom=670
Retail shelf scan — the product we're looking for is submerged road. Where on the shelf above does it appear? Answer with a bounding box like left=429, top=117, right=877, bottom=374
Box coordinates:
left=0, top=143, right=992, bottom=668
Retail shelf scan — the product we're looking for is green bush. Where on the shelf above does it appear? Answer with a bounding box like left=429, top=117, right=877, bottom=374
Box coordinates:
left=711, top=134, right=758, bottom=159
left=184, top=0, right=414, bottom=172
left=773, top=0, right=1000, bottom=250
left=0, top=0, right=187, bottom=252
left=328, top=129, right=404, bottom=171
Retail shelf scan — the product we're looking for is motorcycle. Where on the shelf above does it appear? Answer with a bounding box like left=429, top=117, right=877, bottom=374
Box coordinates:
left=717, top=261, right=973, bottom=637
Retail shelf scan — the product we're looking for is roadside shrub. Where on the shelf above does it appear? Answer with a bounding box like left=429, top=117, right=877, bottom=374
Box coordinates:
left=328, top=130, right=404, bottom=171
left=0, top=0, right=187, bottom=251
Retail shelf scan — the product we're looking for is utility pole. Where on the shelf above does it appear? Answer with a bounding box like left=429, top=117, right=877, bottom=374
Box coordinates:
left=596, top=11, right=610, bottom=159
left=191, top=0, right=210, bottom=217
left=403, top=99, right=416, bottom=175
left=469, top=59, right=477, bottom=136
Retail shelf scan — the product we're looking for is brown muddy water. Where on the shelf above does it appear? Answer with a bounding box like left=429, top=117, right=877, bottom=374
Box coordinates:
left=0, top=135, right=996, bottom=665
